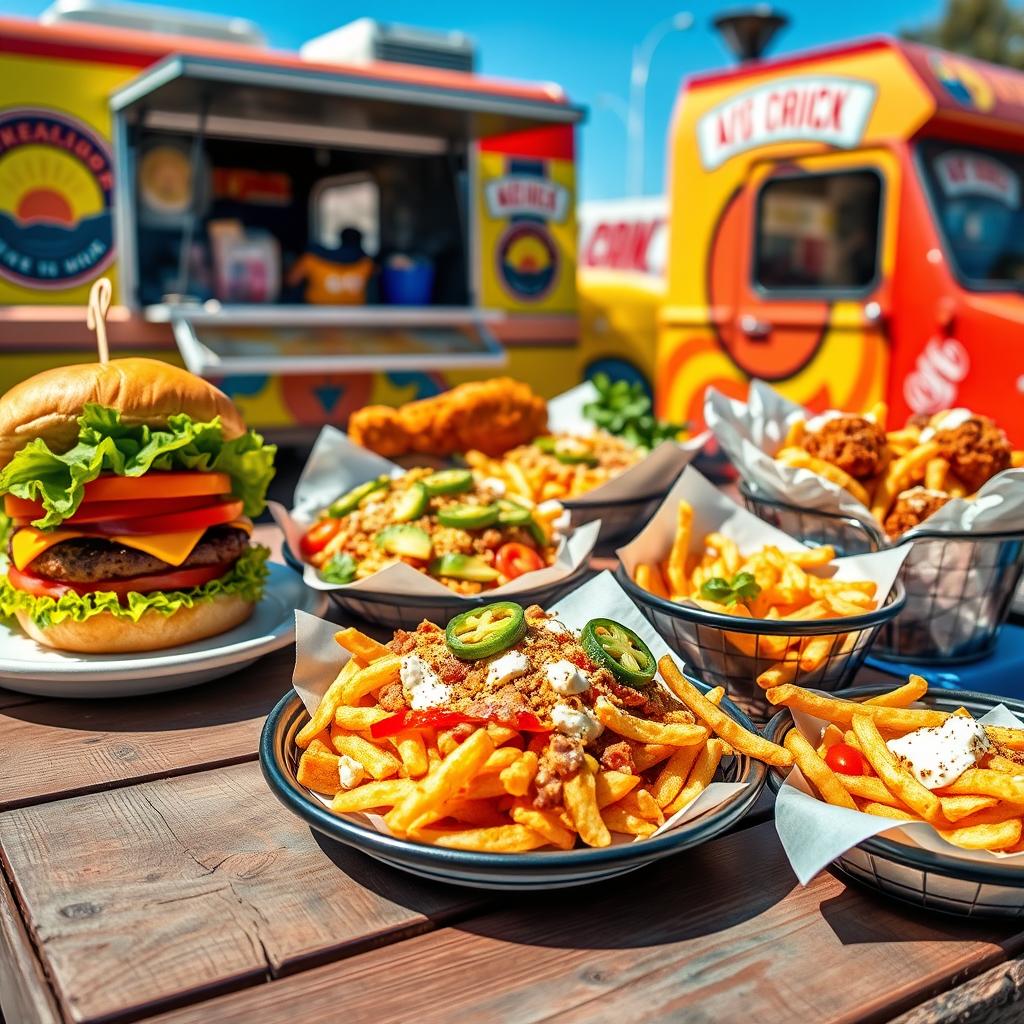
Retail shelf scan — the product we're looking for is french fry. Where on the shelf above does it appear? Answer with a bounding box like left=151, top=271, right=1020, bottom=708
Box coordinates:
left=789, top=544, right=836, bottom=568
left=334, top=706, right=392, bottom=730
left=499, top=751, right=539, bottom=797
left=667, top=500, right=693, bottom=596
left=636, top=563, right=670, bottom=600
left=660, top=656, right=793, bottom=766
left=331, top=778, right=415, bottom=812
left=650, top=744, right=702, bottom=808
left=858, top=800, right=917, bottom=821
left=392, top=730, right=429, bottom=778
left=619, top=788, right=664, bottom=825
left=630, top=743, right=677, bottom=772
left=334, top=627, right=391, bottom=662
left=481, top=747, right=522, bottom=774
left=563, top=762, right=611, bottom=848
left=938, top=769, right=1024, bottom=803
left=851, top=714, right=942, bottom=824
left=601, top=804, right=657, bottom=837
left=835, top=773, right=904, bottom=808
left=595, top=770, right=641, bottom=808
left=817, top=724, right=845, bottom=758
left=871, top=441, right=940, bottom=520
left=939, top=795, right=1000, bottom=823
left=777, top=447, right=871, bottom=507
left=414, top=824, right=550, bottom=852
left=924, top=457, right=949, bottom=492
left=297, top=745, right=342, bottom=796
left=296, top=659, right=363, bottom=748
left=864, top=675, right=928, bottom=708
left=341, top=655, right=402, bottom=704
left=510, top=802, right=575, bottom=850
left=387, top=728, right=495, bottom=835
left=665, top=737, right=731, bottom=815
left=332, top=733, right=402, bottom=780
left=594, top=696, right=707, bottom=747
left=784, top=729, right=857, bottom=809
left=937, top=818, right=1022, bottom=851
left=765, top=685, right=948, bottom=730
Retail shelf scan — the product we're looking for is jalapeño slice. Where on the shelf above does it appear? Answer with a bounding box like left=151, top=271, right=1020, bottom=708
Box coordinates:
left=437, top=503, right=500, bottom=529
left=446, top=602, right=527, bottom=660
left=327, top=476, right=389, bottom=517
left=423, top=469, right=474, bottom=496
left=392, top=481, right=429, bottom=523
left=581, top=618, right=657, bottom=688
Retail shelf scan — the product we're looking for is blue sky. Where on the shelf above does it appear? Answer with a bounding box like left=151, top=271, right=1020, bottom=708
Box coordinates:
left=6, top=0, right=943, bottom=198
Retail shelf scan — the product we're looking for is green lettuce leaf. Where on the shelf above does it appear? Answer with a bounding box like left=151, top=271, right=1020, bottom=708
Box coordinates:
left=0, top=404, right=276, bottom=529
left=0, top=544, right=269, bottom=629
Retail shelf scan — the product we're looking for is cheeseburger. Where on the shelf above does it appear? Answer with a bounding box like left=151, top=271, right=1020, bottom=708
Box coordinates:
left=0, top=358, right=276, bottom=653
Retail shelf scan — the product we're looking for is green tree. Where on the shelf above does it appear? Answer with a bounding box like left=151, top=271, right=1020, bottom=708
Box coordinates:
left=902, top=0, right=1024, bottom=69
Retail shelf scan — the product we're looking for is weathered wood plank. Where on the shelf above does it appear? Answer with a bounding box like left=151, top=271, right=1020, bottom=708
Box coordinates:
left=0, top=863, right=62, bottom=1024
left=889, top=955, right=1024, bottom=1024
left=144, top=821, right=1024, bottom=1024
left=0, top=760, right=483, bottom=1024
left=0, top=647, right=295, bottom=810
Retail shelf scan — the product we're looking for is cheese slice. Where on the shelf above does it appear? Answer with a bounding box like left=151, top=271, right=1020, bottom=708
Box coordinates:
left=10, top=519, right=254, bottom=572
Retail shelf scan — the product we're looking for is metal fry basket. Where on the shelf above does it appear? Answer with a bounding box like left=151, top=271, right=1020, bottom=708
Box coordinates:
left=739, top=483, right=1024, bottom=665
left=615, top=564, right=905, bottom=722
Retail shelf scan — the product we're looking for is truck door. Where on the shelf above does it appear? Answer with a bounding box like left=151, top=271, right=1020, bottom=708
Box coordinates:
left=723, top=151, right=896, bottom=410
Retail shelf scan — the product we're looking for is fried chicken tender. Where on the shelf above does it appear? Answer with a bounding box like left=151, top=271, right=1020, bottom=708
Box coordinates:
left=348, top=378, right=548, bottom=458
left=883, top=486, right=951, bottom=538
left=801, top=415, right=887, bottom=480
left=933, top=415, right=1011, bottom=493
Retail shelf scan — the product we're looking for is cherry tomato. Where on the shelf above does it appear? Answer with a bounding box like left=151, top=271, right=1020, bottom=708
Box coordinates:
left=495, top=542, right=544, bottom=580
left=7, top=562, right=229, bottom=599
left=301, top=518, right=342, bottom=557
left=824, top=742, right=868, bottom=776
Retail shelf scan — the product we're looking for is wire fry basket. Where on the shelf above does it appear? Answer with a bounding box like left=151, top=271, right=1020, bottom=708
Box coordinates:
left=739, top=483, right=1024, bottom=664
left=739, top=483, right=879, bottom=557
left=615, top=564, right=905, bottom=721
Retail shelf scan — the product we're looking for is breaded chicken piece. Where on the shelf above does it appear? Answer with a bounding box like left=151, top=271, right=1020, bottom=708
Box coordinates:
left=348, top=378, right=548, bottom=458
left=801, top=415, right=887, bottom=480
left=933, top=415, right=1011, bottom=492
left=883, top=487, right=951, bottom=538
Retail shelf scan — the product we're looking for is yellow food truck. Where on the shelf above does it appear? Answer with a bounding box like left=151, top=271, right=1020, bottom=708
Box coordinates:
left=0, top=11, right=584, bottom=440
left=656, top=37, right=1024, bottom=441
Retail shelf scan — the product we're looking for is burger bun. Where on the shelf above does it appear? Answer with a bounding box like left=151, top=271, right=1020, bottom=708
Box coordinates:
left=16, top=593, right=256, bottom=654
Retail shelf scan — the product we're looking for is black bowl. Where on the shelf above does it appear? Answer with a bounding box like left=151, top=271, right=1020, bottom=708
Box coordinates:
left=764, top=684, right=1024, bottom=918
left=260, top=679, right=767, bottom=891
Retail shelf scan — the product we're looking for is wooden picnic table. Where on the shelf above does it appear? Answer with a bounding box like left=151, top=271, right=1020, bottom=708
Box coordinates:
left=1, top=526, right=1022, bottom=1024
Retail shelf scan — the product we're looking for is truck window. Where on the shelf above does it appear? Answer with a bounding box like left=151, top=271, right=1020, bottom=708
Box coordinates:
left=918, top=141, right=1024, bottom=289
left=754, top=170, right=882, bottom=293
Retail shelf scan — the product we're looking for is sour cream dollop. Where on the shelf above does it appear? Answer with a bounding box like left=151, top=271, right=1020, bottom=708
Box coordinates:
left=545, top=659, right=590, bottom=695
left=920, top=407, right=974, bottom=442
left=551, top=702, right=603, bottom=742
left=337, top=754, right=366, bottom=790
left=486, top=650, right=531, bottom=687
left=886, top=716, right=991, bottom=790
left=400, top=655, right=451, bottom=709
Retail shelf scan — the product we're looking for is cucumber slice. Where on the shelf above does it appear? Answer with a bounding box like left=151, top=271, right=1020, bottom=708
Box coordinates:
left=437, top=503, right=500, bottom=529
left=429, top=553, right=501, bottom=583
left=392, top=482, right=428, bottom=523
left=423, top=469, right=474, bottom=496
left=374, top=524, right=433, bottom=561
left=328, top=476, right=390, bottom=517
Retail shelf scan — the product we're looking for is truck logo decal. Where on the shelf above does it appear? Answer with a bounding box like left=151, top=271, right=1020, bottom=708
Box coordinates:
left=903, top=337, right=970, bottom=414
left=696, top=76, right=876, bottom=170
left=485, top=175, right=569, bottom=222
left=0, top=107, right=114, bottom=289
left=935, top=151, right=1019, bottom=207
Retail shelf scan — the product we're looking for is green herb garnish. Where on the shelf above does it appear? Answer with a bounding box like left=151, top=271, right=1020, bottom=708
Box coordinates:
left=700, top=571, right=761, bottom=607
left=320, top=553, right=358, bottom=585
left=582, top=373, right=688, bottom=452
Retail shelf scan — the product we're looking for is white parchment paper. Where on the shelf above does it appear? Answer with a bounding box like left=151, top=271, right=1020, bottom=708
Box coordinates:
left=290, top=571, right=748, bottom=844
left=704, top=379, right=1024, bottom=539
left=776, top=703, right=1024, bottom=884
left=546, top=382, right=709, bottom=506
left=270, top=425, right=599, bottom=596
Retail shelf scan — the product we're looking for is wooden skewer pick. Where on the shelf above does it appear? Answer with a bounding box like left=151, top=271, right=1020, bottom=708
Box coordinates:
left=87, top=277, right=112, bottom=365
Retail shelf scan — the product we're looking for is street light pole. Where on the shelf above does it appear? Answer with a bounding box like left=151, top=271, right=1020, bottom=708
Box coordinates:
left=626, top=11, right=693, bottom=196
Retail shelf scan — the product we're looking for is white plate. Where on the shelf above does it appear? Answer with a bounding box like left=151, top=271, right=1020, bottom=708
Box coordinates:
left=0, top=562, right=324, bottom=699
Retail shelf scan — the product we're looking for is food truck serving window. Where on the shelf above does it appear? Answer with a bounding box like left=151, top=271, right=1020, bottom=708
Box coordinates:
left=754, top=169, right=882, bottom=294
left=918, top=141, right=1024, bottom=290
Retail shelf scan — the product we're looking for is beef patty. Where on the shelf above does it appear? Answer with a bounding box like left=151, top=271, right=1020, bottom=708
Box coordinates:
left=23, top=526, right=249, bottom=583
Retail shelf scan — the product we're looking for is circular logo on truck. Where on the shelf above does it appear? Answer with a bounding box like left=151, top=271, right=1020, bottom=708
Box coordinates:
left=0, top=107, right=115, bottom=289
left=496, top=222, right=558, bottom=301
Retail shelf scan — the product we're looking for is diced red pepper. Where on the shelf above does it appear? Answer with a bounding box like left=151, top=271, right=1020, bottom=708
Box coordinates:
left=370, top=707, right=551, bottom=739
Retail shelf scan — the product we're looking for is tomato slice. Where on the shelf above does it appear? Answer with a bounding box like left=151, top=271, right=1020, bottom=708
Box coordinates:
left=82, top=499, right=245, bottom=536
left=824, top=742, right=869, bottom=776
left=4, top=472, right=231, bottom=520
left=7, top=561, right=230, bottom=599
left=9, top=495, right=222, bottom=528
left=301, top=518, right=342, bottom=557
left=495, top=542, right=545, bottom=580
